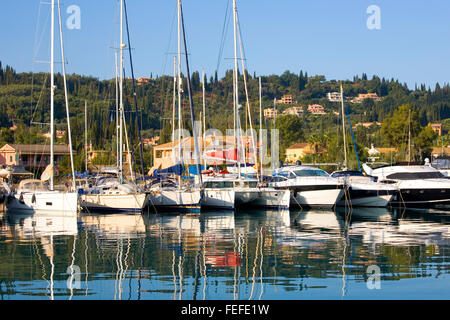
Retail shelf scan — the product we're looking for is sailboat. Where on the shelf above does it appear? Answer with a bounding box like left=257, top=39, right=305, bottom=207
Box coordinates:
left=6, top=0, right=78, bottom=214
left=146, top=0, right=203, bottom=213
left=80, top=0, right=146, bottom=213
left=332, top=83, right=397, bottom=207
left=217, top=0, right=290, bottom=209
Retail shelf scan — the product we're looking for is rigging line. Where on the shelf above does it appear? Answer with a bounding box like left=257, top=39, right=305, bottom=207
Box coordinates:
left=180, top=1, right=203, bottom=187
left=30, top=4, right=50, bottom=127
left=236, top=11, right=258, bottom=180
left=344, top=100, right=361, bottom=171
left=161, top=4, right=177, bottom=77
left=30, top=73, right=49, bottom=125
left=57, top=0, right=76, bottom=190
left=215, top=0, right=231, bottom=75
left=122, top=68, right=137, bottom=181
left=124, top=0, right=145, bottom=180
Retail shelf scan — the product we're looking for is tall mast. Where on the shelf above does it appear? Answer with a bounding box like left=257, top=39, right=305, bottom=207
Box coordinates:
left=202, top=68, right=206, bottom=167
left=177, top=0, right=182, bottom=189
left=408, top=108, right=411, bottom=163
left=172, top=56, right=177, bottom=164
left=340, top=83, right=348, bottom=169
left=115, top=51, right=119, bottom=169
left=50, top=0, right=55, bottom=190
left=233, top=0, right=241, bottom=178
left=271, top=98, right=277, bottom=170
left=57, top=0, right=76, bottom=190
left=85, top=100, right=88, bottom=173
left=259, top=77, right=263, bottom=182
left=236, top=10, right=258, bottom=181
left=119, top=0, right=124, bottom=183
left=177, top=0, right=182, bottom=164
left=179, top=0, right=203, bottom=187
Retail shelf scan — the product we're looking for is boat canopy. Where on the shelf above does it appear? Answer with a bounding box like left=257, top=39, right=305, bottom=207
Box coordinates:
left=17, top=179, right=49, bottom=192
left=153, top=163, right=183, bottom=177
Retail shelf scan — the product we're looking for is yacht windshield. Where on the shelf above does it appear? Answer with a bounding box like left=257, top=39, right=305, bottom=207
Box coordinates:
left=331, top=171, right=364, bottom=178
left=386, top=172, right=446, bottom=180
left=293, top=169, right=329, bottom=177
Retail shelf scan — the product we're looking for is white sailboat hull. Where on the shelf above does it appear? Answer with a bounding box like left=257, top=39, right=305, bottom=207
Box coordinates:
left=235, top=188, right=290, bottom=209
left=6, top=191, right=79, bottom=214
left=292, top=189, right=344, bottom=209
left=81, top=193, right=146, bottom=213
left=146, top=189, right=202, bottom=213
left=203, top=189, right=235, bottom=210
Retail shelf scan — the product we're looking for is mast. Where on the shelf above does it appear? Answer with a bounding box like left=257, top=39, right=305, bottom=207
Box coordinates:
left=177, top=0, right=182, bottom=189
left=202, top=69, right=206, bottom=168
left=57, top=0, right=76, bottom=190
left=123, top=0, right=145, bottom=180
left=235, top=9, right=258, bottom=182
left=84, top=100, right=88, bottom=173
left=119, top=0, right=124, bottom=183
left=179, top=0, right=203, bottom=187
left=340, top=83, right=348, bottom=169
left=50, top=0, right=55, bottom=190
left=177, top=0, right=182, bottom=165
left=271, top=98, right=277, bottom=170
left=259, top=77, right=263, bottom=182
left=172, top=56, right=177, bottom=164
left=408, top=108, right=411, bottom=163
left=115, top=51, right=119, bottom=169
left=232, top=0, right=241, bottom=179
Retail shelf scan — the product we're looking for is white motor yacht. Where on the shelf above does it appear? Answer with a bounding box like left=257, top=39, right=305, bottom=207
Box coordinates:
left=270, top=165, right=345, bottom=209
left=330, top=170, right=398, bottom=207
left=363, top=163, right=450, bottom=208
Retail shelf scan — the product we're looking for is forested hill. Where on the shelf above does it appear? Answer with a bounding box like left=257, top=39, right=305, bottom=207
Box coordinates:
left=0, top=61, right=449, bottom=155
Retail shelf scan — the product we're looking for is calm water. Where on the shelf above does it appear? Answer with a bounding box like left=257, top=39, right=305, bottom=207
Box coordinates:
left=0, top=206, right=449, bottom=300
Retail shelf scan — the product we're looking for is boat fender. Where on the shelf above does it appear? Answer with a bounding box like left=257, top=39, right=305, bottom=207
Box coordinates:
left=19, top=193, right=24, bottom=204
left=31, top=194, right=36, bottom=203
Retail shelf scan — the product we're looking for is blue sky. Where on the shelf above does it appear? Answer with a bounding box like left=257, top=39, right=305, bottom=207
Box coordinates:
left=1, top=0, right=449, bottom=89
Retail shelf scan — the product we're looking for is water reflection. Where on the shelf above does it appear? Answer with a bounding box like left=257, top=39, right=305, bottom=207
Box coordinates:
left=0, top=207, right=449, bottom=300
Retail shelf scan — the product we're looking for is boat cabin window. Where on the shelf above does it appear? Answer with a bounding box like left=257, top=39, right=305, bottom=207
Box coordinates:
left=19, top=181, right=49, bottom=191
left=331, top=171, right=364, bottom=178
left=386, top=172, right=445, bottom=180
left=204, top=181, right=233, bottom=188
left=234, top=181, right=258, bottom=188
left=293, top=169, right=329, bottom=177
left=277, top=172, right=296, bottom=179
left=271, top=176, right=288, bottom=182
